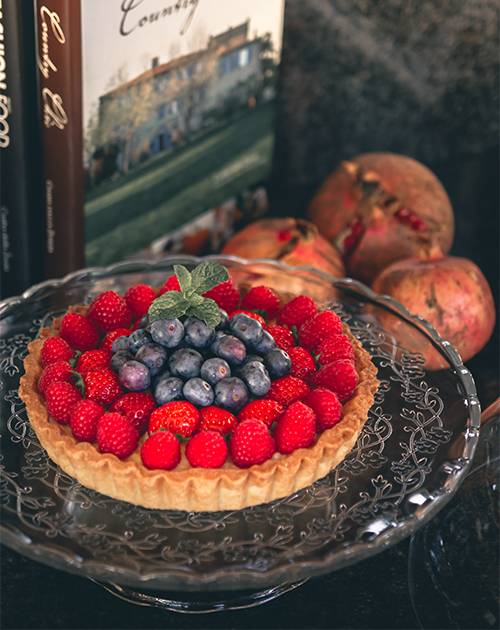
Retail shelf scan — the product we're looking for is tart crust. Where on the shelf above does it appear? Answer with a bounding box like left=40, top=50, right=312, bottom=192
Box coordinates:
left=19, top=305, right=379, bottom=512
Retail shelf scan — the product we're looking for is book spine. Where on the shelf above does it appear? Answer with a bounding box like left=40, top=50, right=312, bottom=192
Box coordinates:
left=34, top=0, right=84, bottom=281
left=0, top=0, right=45, bottom=299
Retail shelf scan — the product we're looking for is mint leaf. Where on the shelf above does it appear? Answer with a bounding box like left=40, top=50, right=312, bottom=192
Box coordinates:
left=174, top=265, right=192, bottom=293
left=148, top=290, right=188, bottom=322
left=190, top=261, right=228, bottom=294
left=186, top=297, right=222, bottom=328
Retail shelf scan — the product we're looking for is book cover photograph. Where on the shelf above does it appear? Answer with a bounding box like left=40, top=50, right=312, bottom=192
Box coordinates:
left=39, top=0, right=285, bottom=273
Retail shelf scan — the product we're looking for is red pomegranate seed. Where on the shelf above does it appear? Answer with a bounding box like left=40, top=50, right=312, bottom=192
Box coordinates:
left=342, top=215, right=365, bottom=256
left=394, top=207, right=428, bottom=232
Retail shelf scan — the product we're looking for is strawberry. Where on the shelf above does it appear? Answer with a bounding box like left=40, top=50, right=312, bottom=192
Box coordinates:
left=110, top=392, right=157, bottom=434
left=82, top=367, right=123, bottom=407
left=148, top=401, right=200, bottom=438
left=185, top=430, right=228, bottom=468
left=75, top=348, right=112, bottom=374
left=41, top=336, right=75, bottom=367
left=198, top=406, right=238, bottom=435
left=100, top=328, right=132, bottom=354
left=124, top=284, right=157, bottom=319
left=238, top=399, right=285, bottom=428
left=59, top=312, right=100, bottom=351
left=140, top=430, right=181, bottom=470
left=315, top=334, right=355, bottom=366
left=229, top=419, right=276, bottom=468
left=310, top=359, right=359, bottom=403
left=38, top=360, right=75, bottom=397
left=228, top=310, right=267, bottom=327
left=303, top=387, right=343, bottom=431
left=97, top=412, right=140, bottom=460
left=274, top=401, right=317, bottom=454
left=70, top=399, right=106, bottom=442
left=203, top=276, right=240, bottom=313
left=298, top=310, right=343, bottom=351
left=265, top=375, right=311, bottom=408
left=240, top=286, right=280, bottom=318
left=45, top=381, right=83, bottom=424
left=266, top=325, right=296, bottom=351
left=288, top=346, right=317, bottom=381
left=158, top=275, right=181, bottom=296
left=277, top=295, right=317, bottom=330
left=86, top=291, right=131, bottom=332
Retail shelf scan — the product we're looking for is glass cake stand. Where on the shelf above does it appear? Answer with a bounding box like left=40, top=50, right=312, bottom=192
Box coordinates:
left=0, top=256, right=481, bottom=612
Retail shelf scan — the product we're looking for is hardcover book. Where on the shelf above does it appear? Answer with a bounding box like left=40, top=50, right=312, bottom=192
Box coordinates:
left=34, top=0, right=285, bottom=277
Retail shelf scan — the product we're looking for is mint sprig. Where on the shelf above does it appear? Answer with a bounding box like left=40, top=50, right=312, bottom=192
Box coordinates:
left=148, top=262, right=229, bottom=328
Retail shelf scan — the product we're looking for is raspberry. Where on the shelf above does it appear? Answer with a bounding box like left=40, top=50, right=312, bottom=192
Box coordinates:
left=148, top=401, right=200, bottom=438
left=198, top=406, right=238, bottom=435
left=41, top=336, right=75, bottom=367
left=288, top=346, right=317, bottom=381
left=240, top=286, right=280, bottom=318
left=186, top=430, right=228, bottom=468
left=45, top=381, right=83, bottom=424
left=75, top=348, right=112, bottom=374
left=298, top=310, right=343, bottom=351
left=97, top=412, right=140, bottom=460
left=100, top=328, right=132, bottom=354
left=203, top=276, right=240, bottom=313
left=229, top=419, right=276, bottom=468
left=277, top=295, right=317, bottom=330
left=315, top=334, right=355, bottom=366
left=70, top=399, right=105, bottom=441
left=238, top=399, right=285, bottom=428
left=310, top=359, right=359, bottom=403
left=303, top=387, right=343, bottom=431
left=86, top=291, right=131, bottom=332
left=265, top=375, right=311, bottom=408
left=38, top=360, right=75, bottom=397
left=124, top=284, right=157, bottom=319
left=266, top=325, right=296, bottom=351
left=140, top=431, right=181, bottom=470
left=59, top=312, right=100, bottom=351
left=274, top=401, right=317, bottom=454
left=158, top=275, right=181, bottom=296
left=228, top=310, right=267, bottom=327
left=83, top=367, right=123, bottom=407
left=110, top=392, right=157, bottom=434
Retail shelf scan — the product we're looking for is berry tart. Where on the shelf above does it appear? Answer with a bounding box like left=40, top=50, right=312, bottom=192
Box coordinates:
left=20, top=262, right=379, bottom=512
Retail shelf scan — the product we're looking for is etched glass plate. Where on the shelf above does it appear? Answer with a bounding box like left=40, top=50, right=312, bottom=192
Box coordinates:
left=0, top=256, right=480, bottom=592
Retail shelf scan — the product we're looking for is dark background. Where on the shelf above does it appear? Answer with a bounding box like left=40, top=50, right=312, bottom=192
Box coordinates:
left=2, top=0, right=498, bottom=627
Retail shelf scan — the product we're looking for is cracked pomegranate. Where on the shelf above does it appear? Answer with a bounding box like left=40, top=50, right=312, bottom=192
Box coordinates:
left=307, top=152, right=455, bottom=286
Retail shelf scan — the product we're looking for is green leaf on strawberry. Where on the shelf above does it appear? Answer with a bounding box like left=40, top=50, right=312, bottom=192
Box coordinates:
left=148, top=262, right=229, bottom=327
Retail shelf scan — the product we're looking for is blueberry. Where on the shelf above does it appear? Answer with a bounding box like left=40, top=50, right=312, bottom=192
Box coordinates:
left=200, top=357, right=231, bottom=386
left=110, top=350, right=134, bottom=373
left=264, top=348, right=292, bottom=379
left=184, top=316, right=216, bottom=348
left=229, top=314, right=264, bottom=348
left=150, top=318, right=185, bottom=348
left=136, top=314, right=150, bottom=330
left=111, top=336, right=130, bottom=354
left=212, top=334, right=247, bottom=365
left=216, top=308, right=229, bottom=330
left=240, top=361, right=271, bottom=396
left=214, top=377, right=249, bottom=412
left=169, top=347, right=204, bottom=379
left=153, top=375, right=185, bottom=406
left=151, top=368, right=172, bottom=391
left=253, top=330, right=276, bottom=355
left=183, top=378, right=214, bottom=407
left=135, top=342, right=168, bottom=376
left=128, top=329, right=153, bottom=354
left=119, top=360, right=151, bottom=392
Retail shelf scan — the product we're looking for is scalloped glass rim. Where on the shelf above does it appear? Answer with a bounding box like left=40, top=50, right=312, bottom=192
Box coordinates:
left=0, top=254, right=482, bottom=591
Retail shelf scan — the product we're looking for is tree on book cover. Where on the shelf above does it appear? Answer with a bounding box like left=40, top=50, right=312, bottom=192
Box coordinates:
left=0, top=0, right=44, bottom=299
left=33, top=0, right=284, bottom=276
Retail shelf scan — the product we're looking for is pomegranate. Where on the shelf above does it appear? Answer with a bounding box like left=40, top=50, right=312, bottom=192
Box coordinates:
left=307, top=152, right=455, bottom=286
left=221, top=218, right=345, bottom=300
left=371, top=246, right=496, bottom=370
